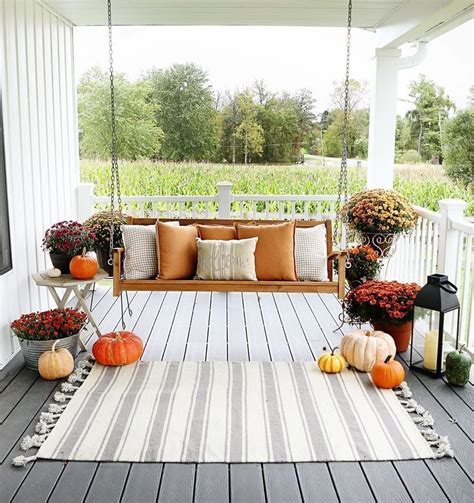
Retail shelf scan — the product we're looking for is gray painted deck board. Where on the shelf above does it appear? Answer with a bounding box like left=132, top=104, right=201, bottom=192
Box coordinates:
left=121, top=463, right=163, bottom=502
left=11, top=460, right=64, bottom=503
left=195, top=463, right=229, bottom=503
left=361, top=462, right=411, bottom=503
left=296, top=463, right=338, bottom=502
left=158, top=463, right=196, bottom=502
left=394, top=461, right=449, bottom=502
left=329, top=463, right=375, bottom=502
left=0, top=291, right=471, bottom=503
left=84, top=462, right=130, bottom=503
left=263, top=464, right=303, bottom=503
left=230, top=464, right=266, bottom=503
left=48, top=462, right=98, bottom=503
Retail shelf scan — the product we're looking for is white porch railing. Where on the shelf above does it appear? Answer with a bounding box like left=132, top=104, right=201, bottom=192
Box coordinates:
left=77, top=183, right=473, bottom=350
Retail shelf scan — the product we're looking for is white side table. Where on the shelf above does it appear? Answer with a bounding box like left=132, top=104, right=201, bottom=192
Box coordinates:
left=31, top=270, right=108, bottom=351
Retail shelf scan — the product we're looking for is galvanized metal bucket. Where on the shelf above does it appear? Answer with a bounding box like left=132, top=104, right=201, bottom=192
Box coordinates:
left=17, top=334, right=80, bottom=370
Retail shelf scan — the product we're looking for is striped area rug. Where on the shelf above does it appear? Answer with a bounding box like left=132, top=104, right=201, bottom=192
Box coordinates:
left=37, top=361, right=435, bottom=463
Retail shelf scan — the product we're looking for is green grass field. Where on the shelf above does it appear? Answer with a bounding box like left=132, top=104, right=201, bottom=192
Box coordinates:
left=80, top=160, right=473, bottom=215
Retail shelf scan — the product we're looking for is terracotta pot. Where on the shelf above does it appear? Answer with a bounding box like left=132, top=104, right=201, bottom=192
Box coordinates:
left=362, top=233, right=396, bottom=258
left=49, top=252, right=72, bottom=274
left=372, top=320, right=412, bottom=353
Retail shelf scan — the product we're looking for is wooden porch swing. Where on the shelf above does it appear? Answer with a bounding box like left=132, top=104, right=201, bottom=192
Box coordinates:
left=106, top=0, right=354, bottom=301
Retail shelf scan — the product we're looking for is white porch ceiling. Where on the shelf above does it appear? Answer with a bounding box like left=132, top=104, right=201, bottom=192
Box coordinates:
left=40, top=1, right=410, bottom=28
left=42, top=0, right=474, bottom=47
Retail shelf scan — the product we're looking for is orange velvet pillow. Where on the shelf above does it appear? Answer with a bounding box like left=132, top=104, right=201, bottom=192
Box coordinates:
left=236, top=221, right=296, bottom=281
left=156, top=222, right=198, bottom=280
left=197, top=224, right=236, bottom=240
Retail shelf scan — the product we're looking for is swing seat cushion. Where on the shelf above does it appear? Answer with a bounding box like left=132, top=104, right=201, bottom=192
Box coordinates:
left=157, top=223, right=198, bottom=280
left=236, top=221, right=297, bottom=281
left=196, top=237, right=258, bottom=281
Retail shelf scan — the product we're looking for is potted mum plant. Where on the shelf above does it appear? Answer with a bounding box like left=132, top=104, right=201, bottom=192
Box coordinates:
left=42, top=221, right=96, bottom=274
left=84, top=210, right=128, bottom=276
left=10, top=308, right=87, bottom=370
left=345, top=280, right=421, bottom=352
left=335, top=244, right=382, bottom=289
left=342, top=189, right=418, bottom=256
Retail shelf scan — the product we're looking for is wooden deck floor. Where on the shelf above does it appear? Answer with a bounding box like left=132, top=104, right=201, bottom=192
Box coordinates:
left=0, top=288, right=472, bottom=503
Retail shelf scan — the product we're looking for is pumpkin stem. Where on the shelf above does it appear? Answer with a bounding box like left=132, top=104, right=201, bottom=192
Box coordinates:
left=331, top=346, right=339, bottom=355
left=114, top=332, right=122, bottom=340
left=364, top=331, right=372, bottom=337
left=459, top=344, right=465, bottom=354
left=384, top=355, right=392, bottom=364
left=51, top=340, right=59, bottom=352
left=81, top=247, right=86, bottom=257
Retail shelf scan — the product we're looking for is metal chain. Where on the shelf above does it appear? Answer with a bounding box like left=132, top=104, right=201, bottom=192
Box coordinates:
left=334, top=0, right=352, bottom=247
left=107, top=0, right=122, bottom=265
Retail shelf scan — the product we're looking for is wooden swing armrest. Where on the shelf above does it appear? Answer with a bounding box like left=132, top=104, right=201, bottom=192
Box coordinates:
left=113, top=248, right=124, bottom=296
left=327, top=250, right=347, bottom=299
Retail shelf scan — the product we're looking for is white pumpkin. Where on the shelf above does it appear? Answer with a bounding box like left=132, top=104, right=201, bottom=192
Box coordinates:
left=340, top=329, right=396, bottom=372
left=46, top=268, right=61, bottom=278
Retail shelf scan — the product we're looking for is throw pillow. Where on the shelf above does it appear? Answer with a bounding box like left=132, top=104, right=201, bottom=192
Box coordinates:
left=294, top=224, right=329, bottom=281
left=196, top=224, right=236, bottom=240
left=236, top=221, right=297, bottom=281
left=195, top=238, right=258, bottom=280
left=122, top=225, right=157, bottom=280
left=157, top=222, right=198, bottom=280
left=155, top=220, right=179, bottom=272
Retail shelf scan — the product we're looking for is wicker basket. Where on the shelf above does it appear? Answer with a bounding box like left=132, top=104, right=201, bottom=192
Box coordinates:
left=17, top=334, right=80, bottom=370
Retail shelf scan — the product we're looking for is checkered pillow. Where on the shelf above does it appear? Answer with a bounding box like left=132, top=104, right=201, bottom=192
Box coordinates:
left=122, top=225, right=158, bottom=280
left=294, top=225, right=328, bottom=281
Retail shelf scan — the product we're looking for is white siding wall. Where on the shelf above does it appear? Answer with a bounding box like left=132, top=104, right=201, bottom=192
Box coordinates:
left=0, top=0, right=78, bottom=367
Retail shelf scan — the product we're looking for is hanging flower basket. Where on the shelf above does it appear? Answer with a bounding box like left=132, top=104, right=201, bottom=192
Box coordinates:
left=361, top=232, right=397, bottom=258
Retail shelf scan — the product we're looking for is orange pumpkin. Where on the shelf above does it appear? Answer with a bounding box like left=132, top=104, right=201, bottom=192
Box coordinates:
left=92, top=331, right=143, bottom=366
left=69, top=247, right=98, bottom=279
left=371, top=355, right=405, bottom=389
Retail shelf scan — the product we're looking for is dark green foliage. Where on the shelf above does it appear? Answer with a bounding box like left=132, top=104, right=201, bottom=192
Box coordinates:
left=406, top=74, right=455, bottom=161
left=442, top=108, right=474, bottom=189
left=145, top=64, right=218, bottom=161
left=78, top=67, right=162, bottom=160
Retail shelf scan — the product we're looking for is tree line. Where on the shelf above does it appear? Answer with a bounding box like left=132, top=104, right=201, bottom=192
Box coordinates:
left=78, top=63, right=370, bottom=163
left=78, top=64, right=473, bottom=186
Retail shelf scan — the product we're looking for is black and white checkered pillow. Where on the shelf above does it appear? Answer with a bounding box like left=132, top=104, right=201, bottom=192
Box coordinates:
left=122, top=225, right=158, bottom=280
left=295, top=225, right=328, bottom=281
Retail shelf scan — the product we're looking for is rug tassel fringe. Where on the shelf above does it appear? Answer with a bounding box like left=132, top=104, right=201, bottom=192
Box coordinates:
left=395, top=381, right=453, bottom=459
left=12, top=354, right=95, bottom=467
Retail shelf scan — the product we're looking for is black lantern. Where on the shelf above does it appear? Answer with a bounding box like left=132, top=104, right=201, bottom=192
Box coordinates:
left=410, top=274, right=460, bottom=377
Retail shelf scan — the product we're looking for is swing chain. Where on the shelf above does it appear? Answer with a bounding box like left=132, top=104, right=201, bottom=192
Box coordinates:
left=107, top=0, right=122, bottom=265
left=334, top=0, right=352, bottom=247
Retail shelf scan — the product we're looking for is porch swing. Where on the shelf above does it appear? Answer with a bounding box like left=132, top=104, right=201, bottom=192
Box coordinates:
left=108, top=0, right=353, bottom=300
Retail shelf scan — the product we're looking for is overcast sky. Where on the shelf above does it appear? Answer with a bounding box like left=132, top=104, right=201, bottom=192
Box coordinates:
left=74, top=20, right=473, bottom=116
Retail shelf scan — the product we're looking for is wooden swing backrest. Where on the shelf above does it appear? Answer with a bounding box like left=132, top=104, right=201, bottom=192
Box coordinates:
left=125, top=216, right=334, bottom=281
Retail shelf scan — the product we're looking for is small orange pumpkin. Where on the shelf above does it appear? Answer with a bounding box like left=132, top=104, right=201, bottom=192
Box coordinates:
left=92, top=331, right=143, bottom=366
left=38, top=340, right=74, bottom=380
left=69, top=247, right=98, bottom=279
left=371, top=355, right=405, bottom=389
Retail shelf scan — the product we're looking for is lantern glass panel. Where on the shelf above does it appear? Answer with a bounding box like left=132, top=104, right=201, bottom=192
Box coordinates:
left=414, top=306, right=459, bottom=373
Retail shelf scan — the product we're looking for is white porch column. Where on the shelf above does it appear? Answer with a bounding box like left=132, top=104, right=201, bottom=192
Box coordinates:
left=367, top=48, right=401, bottom=189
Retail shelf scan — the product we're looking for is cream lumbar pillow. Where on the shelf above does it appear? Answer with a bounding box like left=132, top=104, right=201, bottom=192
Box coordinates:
left=294, top=225, right=329, bottom=281
left=195, top=238, right=258, bottom=281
